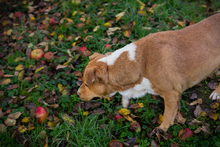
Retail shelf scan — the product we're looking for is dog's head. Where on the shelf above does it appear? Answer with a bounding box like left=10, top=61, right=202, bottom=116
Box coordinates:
left=77, top=53, right=116, bottom=101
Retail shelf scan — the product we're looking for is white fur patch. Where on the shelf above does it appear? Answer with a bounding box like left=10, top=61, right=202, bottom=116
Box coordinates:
left=209, top=92, right=220, bottom=100
left=119, top=78, right=157, bottom=99
left=109, top=91, right=117, bottom=97
left=97, top=43, right=137, bottom=65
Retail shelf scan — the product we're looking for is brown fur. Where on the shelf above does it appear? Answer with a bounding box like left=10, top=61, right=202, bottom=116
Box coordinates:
left=78, top=14, right=220, bottom=131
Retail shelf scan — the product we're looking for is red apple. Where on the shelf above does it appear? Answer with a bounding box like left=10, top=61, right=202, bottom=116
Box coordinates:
left=115, top=114, right=124, bottom=123
left=14, top=12, right=22, bottom=18
left=79, top=47, right=87, bottom=52
left=34, top=106, right=48, bottom=124
left=178, top=128, right=193, bottom=141
left=109, top=139, right=123, bottom=147
left=49, top=17, right=58, bottom=24
left=79, top=47, right=91, bottom=57
left=44, top=52, right=54, bottom=62
left=104, top=44, right=111, bottom=49
left=31, top=49, right=44, bottom=60
left=130, top=122, right=141, bottom=133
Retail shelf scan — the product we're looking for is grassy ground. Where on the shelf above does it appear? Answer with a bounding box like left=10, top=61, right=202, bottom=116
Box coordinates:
left=1, top=0, right=220, bottom=146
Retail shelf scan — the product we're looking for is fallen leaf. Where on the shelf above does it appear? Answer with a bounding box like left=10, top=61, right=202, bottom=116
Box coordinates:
left=0, top=109, right=3, bottom=118
left=129, top=103, right=144, bottom=109
left=4, top=118, right=16, bottom=126
left=190, top=98, right=202, bottom=105
left=210, top=101, right=220, bottom=110
left=190, top=93, right=197, bottom=99
left=157, top=114, right=163, bottom=124
left=194, top=105, right=202, bottom=118
left=90, top=108, right=106, bottom=115
left=194, top=127, right=202, bottom=134
left=39, top=130, right=47, bottom=139
left=118, top=108, right=130, bottom=115
left=62, top=113, right=75, bottom=126
left=209, top=112, right=219, bottom=120
left=8, top=112, right=22, bottom=119
left=1, top=78, right=12, bottom=85
left=175, top=112, right=186, bottom=124
left=18, top=125, right=27, bottom=133
left=138, top=10, right=147, bottom=16
left=21, top=117, right=31, bottom=123
left=0, top=124, right=6, bottom=133
left=123, top=30, right=131, bottom=38
left=7, top=84, right=19, bottom=90
left=208, top=82, right=218, bottom=90
left=104, top=22, right=112, bottom=27
left=201, top=123, right=211, bottom=135
left=151, top=140, right=160, bottom=147
left=15, top=64, right=25, bottom=71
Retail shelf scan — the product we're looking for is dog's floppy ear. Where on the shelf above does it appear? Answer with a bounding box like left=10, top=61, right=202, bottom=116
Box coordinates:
left=84, top=66, right=108, bottom=85
left=89, top=52, right=102, bottom=61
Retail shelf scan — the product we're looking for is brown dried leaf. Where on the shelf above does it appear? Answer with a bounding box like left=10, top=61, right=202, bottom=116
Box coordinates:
left=175, top=112, right=186, bottom=124
left=190, top=98, right=202, bottom=105
left=90, top=108, right=105, bottom=115
left=194, top=105, right=202, bottom=118
left=7, top=84, right=19, bottom=90
left=123, top=30, right=131, bottom=38
left=209, top=112, right=219, bottom=120
left=8, top=112, right=22, bottom=119
left=208, top=82, right=218, bottom=90
left=112, top=37, right=118, bottom=44
left=190, top=93, right=197, bottom=99
left=194, top=127, right=202, bottom=134
left=151, top=140, right=160, bottom=147
left=201, top=124, right=211, bottom=135
left=0, top=109, right=3, bottom=118
left=0, top=124, right=6, bottom=133
left=210, top=101, right=220, bottom=110
left=4, top=118, right=16, bottom=126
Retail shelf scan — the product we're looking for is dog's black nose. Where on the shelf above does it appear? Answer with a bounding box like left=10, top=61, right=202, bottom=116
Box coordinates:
left=91, top=97, right=100, bottom=101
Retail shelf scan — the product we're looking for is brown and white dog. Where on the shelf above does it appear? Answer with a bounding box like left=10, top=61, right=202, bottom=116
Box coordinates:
left=77, top=13, right=220, bottom=132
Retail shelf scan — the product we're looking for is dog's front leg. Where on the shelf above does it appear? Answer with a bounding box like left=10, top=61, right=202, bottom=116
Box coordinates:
left=122, top=96, right=130, bottom=108
left=209, top=84, right=220, bottom=100
left=158, top=91, right=180, bottom=132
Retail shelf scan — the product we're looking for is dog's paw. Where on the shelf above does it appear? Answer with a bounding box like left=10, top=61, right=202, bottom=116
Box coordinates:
left=209, top=92, right=220, bottom=100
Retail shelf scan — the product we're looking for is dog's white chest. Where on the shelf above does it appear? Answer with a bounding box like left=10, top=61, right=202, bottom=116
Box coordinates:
left=119, top=78, right=157, bottom=99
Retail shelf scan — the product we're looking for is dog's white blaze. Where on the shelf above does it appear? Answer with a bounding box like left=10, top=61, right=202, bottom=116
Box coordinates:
left=119, top=78, right=157, bottom=99
left=97, top=43, right=137, bottom=65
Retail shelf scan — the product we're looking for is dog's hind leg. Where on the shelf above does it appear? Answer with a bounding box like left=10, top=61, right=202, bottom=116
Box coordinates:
left=209, top=84, right=220, bottom=100
left=158, top=91, right=180, bottom=132
left=122, top=96, right=130, bottom=108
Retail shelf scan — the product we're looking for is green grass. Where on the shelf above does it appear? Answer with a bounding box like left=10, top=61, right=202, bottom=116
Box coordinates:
left=1, top=0, right=220, bottom=146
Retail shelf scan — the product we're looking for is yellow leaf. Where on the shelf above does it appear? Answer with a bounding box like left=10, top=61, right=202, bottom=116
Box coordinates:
left=2, top=20, right=10, bottom=26
left=157, top=114, right=163, bottom=124
left=83, top=111, right=89, bottom=116
left=72, top=42, right=76, bottom=47
left=0, top=78, right=11, bottom=85
left=44, top=144, right=48, bottom=147
left=59, top=34, right=64, bottom=40
left=47, top=121, right=55, bottom=127
left=136, top=0, right=145, bottom=5
left=138, top=10, right=147, bottom=16
left=123, top=30, right=131, bottom=38
left=66, top=18, right=73, bottom=23
left=148, top=8, right=154, bottom=13
left=118, top=108, right=130, bottom=115
left=123, top=115, right=135, bottom=122
left=72, top=0, right=81, bottom=4
left=35, top=66, right=44, bottom=73
left=58, top=83, right=65, bottom=93
left=209, top=112, right=219, bottom=120
left=21, top=117, right=31, bottom=123
left=15, top=64, right=25, bottom=71
left=7, top=29, right=13, bottom=35
left=30, top=16, right=35, bottom=21
left=100, top=10, right=107, bottom=17
left=200, top=5, right=207, bottom=8
left=62, top=113, right=75, bottom=126
left=104, top=22, right=112, bottom=27
left=177, top=21, right=185, bottom=27
left=72, top=11, right=78, bottom=16
left=63, top=58, right=72, bottom=66
left=80, top=17, right=86, bottom=22
left=18, top=125, right=27, bottom=133
left=50, top=31, right=55, bottom=36
left=140, top=4, right=145, bottom=10
left=18, top=71, right=24, bottom=81
left=23, top=0, right=27, bottom=4
left=116, top=16, right=122, bottom=22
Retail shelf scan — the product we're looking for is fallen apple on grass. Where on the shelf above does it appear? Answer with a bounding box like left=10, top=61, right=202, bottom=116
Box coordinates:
left=79, top=47, right=91, bottom=57
left=44, top=52, right=54, bottom=62
left=115, top=114, right=125, bottom=123
left=14, top=11, right=22, bottom=18
left=104, top=44, right=111, bottom=49
left=49, top=17, right=58, bottom=24
left=31, top=49, right=44, bottom=60
left=34, top=106, right=48, bottom=124
left=178, top=128, right=193, bottom=141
